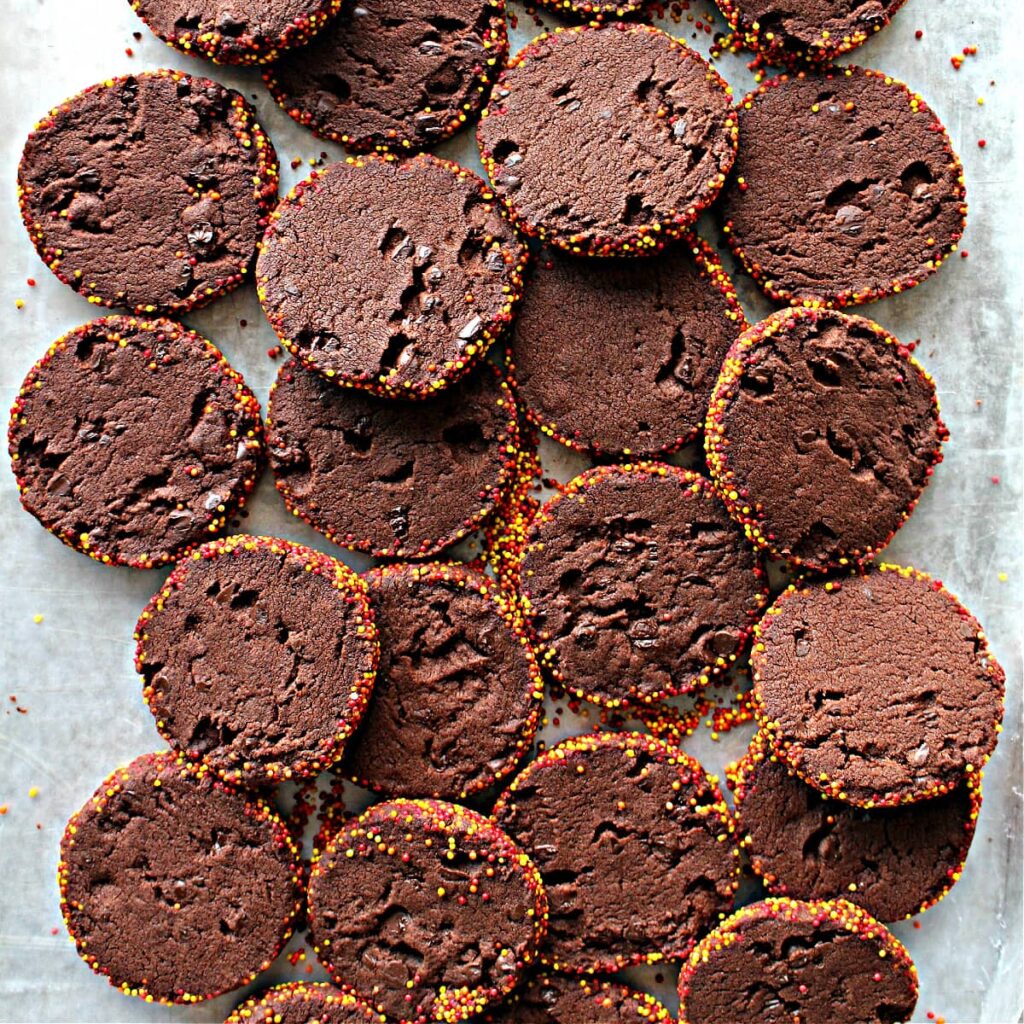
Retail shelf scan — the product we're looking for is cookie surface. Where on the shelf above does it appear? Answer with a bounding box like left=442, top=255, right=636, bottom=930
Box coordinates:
left=267, top=359, right=517, bottom=558
left=753, top=565, right=1006, bottom=807
left=721, top=67, right=966, bottom=307
left=729, top=732, right=982, bottom=921
left=705, top=308, right=947, bottom=570
left=520, top=464, right=767, bottom=707
left=485, top=974, right=672, bottom=1022
left=8, top=316, right=263, bottom=569
left=129, top=0, right=342, bottom=64
left=478, top=24, right=737, bottom=256
left=264, top=0, right=507, bottom=151
left=19, top=70, right=277, bottom=314
left=718, top=0, right=908, bottom=66
left=308, top=799, right=547, bottom=1023
left=136, top=536, right=379, bottom=786
left=257, top=155, right=528, bottom=397
left=493, top=732, right=739, bottom=972
left=226, top=982, right=378, bottom=1023
left=678, top=898, right=919, bottom=1024
left=59, top=751, right=302, bottom=1004
left=512, top=237, right=745, bottom=457
left=344, top=563, right=542, bottom=800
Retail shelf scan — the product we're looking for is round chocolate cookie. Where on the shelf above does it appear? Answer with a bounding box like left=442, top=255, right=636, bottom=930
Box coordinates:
left=512, top=237, right=746, bottom=457
left=136, top=535, right=379, bottom=787
left=721, top=67, right=967, bottom=307
left=705, top=307, right=947, bottom=570
left=257, top=154, right=528, bottom=397
left=19, top=70, right=277, bottom=314
left=492, top=732, right=740, bottom=972
left=129, top=0, right=342, bottom=65
left=267, top=358, right=518, bottom=558
left=59, top=751, right=303, bottom=1005
left=678, top=898, right=919, bottom=1024
left=264, top=0, right=508, bottom=152
left=478, top=24, right=738, bottom=256
left=344, top=563, right=542, bottom=800
left=520, top=464, right=768, bottom=707
left=308, top=798, right=547, bottom=1023
left=485, top=974, right=673, bottom=1023
left=752, top=564, right=1006, bottom=808
left=717, top=0, right=908, bottom=67
left=226, top=983, right=378, bottom=1023
left=8, top=316, right=263, bottom=569
left=728, top=731, right=982, bottom=921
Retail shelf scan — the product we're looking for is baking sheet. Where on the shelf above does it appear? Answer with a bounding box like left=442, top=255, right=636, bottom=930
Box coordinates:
left=0, top=0, right=1020, bottom=1021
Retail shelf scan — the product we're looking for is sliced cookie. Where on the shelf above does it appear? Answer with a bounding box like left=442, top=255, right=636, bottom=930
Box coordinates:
left=59, top=751, right=303, bottom=1005
left=344, top=563, right=542, bottom=800
left=678, top=898, right=919, bottom=1024
left=493, top=732, right=740, bottom=972
left=533, top=0, right=653, bottom=17
left=478, top=24, right=737, bottom=256
left=512, top=237, right=746, bottom=457
left=19, top=70, right=277, bottom=314
left=705, top=308, right=947, bottom=570
left=136, top=535, right=379, bottom=787
left=728, top=731, right=982, bottom=921
left=257, top=154, right=528, bottom=397
left=8, top=316, right=263, bottom=569
left=267, top=359, right=518, bottom=558
left=520, top=464, right=768, bottom=707
left=721, top=67, right=967, bottom=307
left=717, top=0, right=908, bottom=67
left=128, top=0, right=342, bottom=65
left=485, top=974, right=673, bottom=1022
left=752, top=564, right=1006, bottom=808
left=264, top=0, right=508, bottom=152
left=226, top=982, right=378, bottom=1023
left=308, top=798, right=547, bottom=1023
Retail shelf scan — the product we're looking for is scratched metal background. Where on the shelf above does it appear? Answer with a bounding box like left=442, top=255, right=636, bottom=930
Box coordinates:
left=0, top=0, right=1020, bottom=1021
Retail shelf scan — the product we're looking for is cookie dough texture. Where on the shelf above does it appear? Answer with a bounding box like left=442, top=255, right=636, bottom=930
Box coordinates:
left=8, top=316, right=263, bottom=569
left=721, top=67, right=966, bottom=306
left=257, top=154, right=528, bottom=397
left=753, top=565, right=1006, bottom=807
left=265, top=0, right=508, bottom=151
left=478, top=24, right=738, bottom=256
left=19, top=70, right=277, bottom=314
left=484, top=974, right=672, bottom=1022
left=59, top=751, right=302, bottom=1005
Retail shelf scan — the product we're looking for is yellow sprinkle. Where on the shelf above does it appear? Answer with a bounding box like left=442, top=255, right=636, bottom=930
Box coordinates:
left=998, top=572, right=1008, bottom=582
left=28, top=787, right=39, bottom=799
left=33, top=614, right=44, bottom=624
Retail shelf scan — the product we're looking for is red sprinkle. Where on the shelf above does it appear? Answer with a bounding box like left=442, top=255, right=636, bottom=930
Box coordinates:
left=26, top=278, right=36, bottom=287
left=915, top=29, right=923, bottom=39
left=992, top=476, right=1001, bottom=485
left=978, top=139, right=987, bottom=148
left=125, top=47, right=133, bottom=57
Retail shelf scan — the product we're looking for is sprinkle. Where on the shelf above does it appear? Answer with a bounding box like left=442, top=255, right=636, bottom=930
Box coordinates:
left=15, top=299, right=24, bottom=309
left=978, top=139, right=987, bottom=148
left=33, top=614, right=44, bottom=624
left=28, top=787, right=39, bottom=799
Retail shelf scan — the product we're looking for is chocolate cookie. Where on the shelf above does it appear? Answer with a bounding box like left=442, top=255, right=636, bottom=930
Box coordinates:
left=728, top=731, right=982, bottom=921
left=267, top=359, right=518, bottom=558
left=478, top=24, right=738, bottom=256
left=226, top=983, right=378, bottom=1023
left=678, top=898, right=919, bottom=1024
left=705, top=308, right=947, bottom=570
left=136, top=535, right=379, bottom=787
left=533, top=0, right=652, bottom=17
left=8, top=316, right=263, bottom=569
left=264, top=0, right=508, bottom=152
left=492, top=732, right=740, bottom=972
left=257, top=154, right=528, bottom=397
left=129, top=0, right=342, bottom=64
left=512, top=237, right=746, bottom=457
left=19, top=70, right=277, bottom=314
left=308, top=798, right=547, bottom=1023
left=721, top=67, right=967, bottom=307
left=717, top=0, right=908, bottom=67
left=485, top=974, right=672, bottom=1023
left=752, top=565, right=1006, bottom=808
left=344, top=563, right=542, bottom=800
left=59, top=751, right=303, bottom=1005
left=520, top=464, right=767, bottom=707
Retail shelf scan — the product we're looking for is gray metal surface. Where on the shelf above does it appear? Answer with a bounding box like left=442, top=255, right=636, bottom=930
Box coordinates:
left=0, top=0, right=1020, bottom=1021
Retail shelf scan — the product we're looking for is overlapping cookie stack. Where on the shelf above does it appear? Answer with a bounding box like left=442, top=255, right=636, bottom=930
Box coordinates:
left=8, top=0, right=1006, bottom=1021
